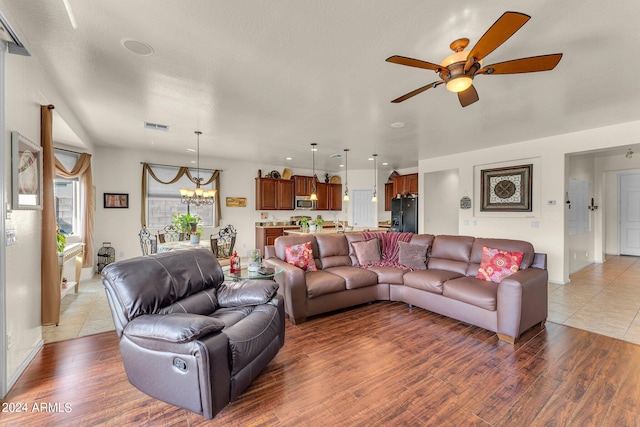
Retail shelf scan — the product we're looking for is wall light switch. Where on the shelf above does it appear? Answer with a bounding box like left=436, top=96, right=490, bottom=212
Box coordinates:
left=6, top=228, right=16, bottom=246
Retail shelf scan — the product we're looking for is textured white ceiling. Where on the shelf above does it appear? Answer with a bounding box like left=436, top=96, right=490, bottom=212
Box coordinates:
left=3, top=0, right=640, bottom=172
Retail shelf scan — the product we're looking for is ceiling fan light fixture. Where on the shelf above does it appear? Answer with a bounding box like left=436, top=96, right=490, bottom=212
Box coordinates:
left=445, top=75, right=473, bottom=93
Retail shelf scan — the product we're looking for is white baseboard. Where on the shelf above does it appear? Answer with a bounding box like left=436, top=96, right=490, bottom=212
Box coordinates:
left=7, top=339, right=44, bottom=391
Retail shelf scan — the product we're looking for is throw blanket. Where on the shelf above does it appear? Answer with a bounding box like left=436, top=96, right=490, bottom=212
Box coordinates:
left=362, top=231, right=414, bottom=268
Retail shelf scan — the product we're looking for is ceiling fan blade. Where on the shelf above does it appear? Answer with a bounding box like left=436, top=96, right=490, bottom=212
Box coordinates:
left=478, top=53, right=563, bottom=74
left=458, top=85, right=479, bottom=107
left=391, top=81, right=442, bottom=103
left=386, top=55, right=442, bottom=71
left=465, top=12, right=530, bottom=71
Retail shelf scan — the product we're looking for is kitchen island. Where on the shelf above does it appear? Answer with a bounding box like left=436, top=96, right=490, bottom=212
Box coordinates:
left=284, top=227, right=388, bottom=235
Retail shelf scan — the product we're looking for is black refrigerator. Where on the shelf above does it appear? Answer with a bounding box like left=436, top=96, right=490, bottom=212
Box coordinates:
left=390, top=196, right=418, bottom=233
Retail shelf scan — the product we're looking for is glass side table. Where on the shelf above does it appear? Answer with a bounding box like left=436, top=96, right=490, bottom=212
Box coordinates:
left=223, top=266, right=282, bottom=281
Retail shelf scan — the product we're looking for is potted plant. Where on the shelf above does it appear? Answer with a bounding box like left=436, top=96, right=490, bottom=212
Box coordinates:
left=313, top=217, right=324, bottom=232
left=172, top=212, right=203, bottom=244
left=56, top=225, right=66, bottom=253
left=300, top=217, right=310, bottom=233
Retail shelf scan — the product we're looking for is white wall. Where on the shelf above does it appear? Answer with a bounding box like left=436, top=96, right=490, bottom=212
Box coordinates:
left=2, top=33, right=92, bottom=383
left=419, top=120, right=640, bottom=284
left=423, top=169, right=459, bottom=235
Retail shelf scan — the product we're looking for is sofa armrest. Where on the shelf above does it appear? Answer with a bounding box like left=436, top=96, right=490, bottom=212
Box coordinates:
left=264, top=257, right=308, bottom=323
left=217, top=280, right=279, bottom=308
left=497, top=267, right=548, bottom=340
left=123, top=313, right=225, bottom=344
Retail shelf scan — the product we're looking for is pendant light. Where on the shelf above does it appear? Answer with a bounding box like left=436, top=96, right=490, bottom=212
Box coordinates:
left=371, top=153, right=378, bottom=202
left=310, top=143, right=318, bottom=201
left=343, top=148, right=350, bottom=202
left=179, top=131, right=216, bottom=206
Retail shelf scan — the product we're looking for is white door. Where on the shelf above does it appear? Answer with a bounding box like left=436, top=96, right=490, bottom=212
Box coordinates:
left=352, top=189, right=376, bottom=228
left=619, top=173, right=640, bottom=256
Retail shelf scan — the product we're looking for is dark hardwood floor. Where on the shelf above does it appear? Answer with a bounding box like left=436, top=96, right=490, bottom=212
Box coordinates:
left=2, top=301, right=640, bottom=426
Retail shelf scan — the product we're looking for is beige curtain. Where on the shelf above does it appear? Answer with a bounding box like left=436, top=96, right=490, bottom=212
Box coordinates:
left=41, top=105, right=59, bottom=325
left=55, top=154, right=95, bottom=267
left=141, top=163, right=221, bottom=227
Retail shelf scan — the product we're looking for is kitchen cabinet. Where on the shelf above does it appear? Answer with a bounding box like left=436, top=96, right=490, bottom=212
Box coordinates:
left=255, top=227, right=294, bottom=253
left=255, top=178, right=294, bottom=210
left=392, top=173, right=418, bottom=197
left=293, top=175, right=315, bottom=196
left=315, top=182, right=342, bottom=211
left=384, top=182, right=393, bottom=211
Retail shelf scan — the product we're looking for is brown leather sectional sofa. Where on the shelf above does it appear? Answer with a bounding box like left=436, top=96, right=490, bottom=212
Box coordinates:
left=264, top=232, right=548, bottom=343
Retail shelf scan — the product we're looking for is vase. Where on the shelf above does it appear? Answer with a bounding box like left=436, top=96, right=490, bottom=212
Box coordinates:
left=190, top=234, right=200, bottom=245
left=309, top=224, right=317, bottom=233
left=248, top=249, right=261, bottom=272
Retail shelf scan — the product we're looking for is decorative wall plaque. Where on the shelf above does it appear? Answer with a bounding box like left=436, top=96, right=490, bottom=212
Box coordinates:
left=460, top=196, right=472, bottom=209
left=480, top=164, right=532, bottom=212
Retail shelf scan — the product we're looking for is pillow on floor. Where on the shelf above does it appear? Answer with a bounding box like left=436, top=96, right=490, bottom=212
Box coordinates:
left=285, top=241, right=317, bottom=272
left=476, top=246, right=524, bottom=283
left=398, top=241, right=428, bottom=270
left=351, top=238, right=381, bottom=266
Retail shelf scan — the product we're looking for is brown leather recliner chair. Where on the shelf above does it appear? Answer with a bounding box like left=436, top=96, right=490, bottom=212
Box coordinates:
left=101, top=248, right=285, bottom=419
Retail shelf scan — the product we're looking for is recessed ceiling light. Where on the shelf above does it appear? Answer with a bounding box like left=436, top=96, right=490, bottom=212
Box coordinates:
left=122, top=38, right=154, bottom=56
left=339, top=164, right=345, bottom=167
left=390, top=121, right=406, bottom=129
left=187, top=148, right=196, bottom=152
left=286, top=157, right=292, bottom=160
left=368, top=157, right=374, bottom=161
left=382, top=162, right=388, bottom=166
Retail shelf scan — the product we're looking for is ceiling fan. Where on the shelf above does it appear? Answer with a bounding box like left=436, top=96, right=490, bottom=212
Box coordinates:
left=386, top=11, right=563, bottom=107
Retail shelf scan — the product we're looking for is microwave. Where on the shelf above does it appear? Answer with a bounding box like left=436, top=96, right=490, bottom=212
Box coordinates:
left=295, top=196, right=316, bottom=210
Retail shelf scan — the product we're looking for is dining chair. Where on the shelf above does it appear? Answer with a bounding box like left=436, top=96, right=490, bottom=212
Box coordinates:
left=138, top=227, right=158, bottom=255
left=157, top=225, right=181, bottom=243
left=212, top=224, right=237, bottom=258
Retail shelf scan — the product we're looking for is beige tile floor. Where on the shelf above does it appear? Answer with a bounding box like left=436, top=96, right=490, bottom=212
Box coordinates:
left=548, top=255, right=640, bottom=345
left=42, top=275, right=115, bottom=344
left=44, top=256, right=640, bottom=346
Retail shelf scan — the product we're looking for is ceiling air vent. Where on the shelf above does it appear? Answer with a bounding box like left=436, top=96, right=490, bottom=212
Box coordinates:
left=329, top=153, right=343, bottom=158
left=144, top=122, right=169, bottom=131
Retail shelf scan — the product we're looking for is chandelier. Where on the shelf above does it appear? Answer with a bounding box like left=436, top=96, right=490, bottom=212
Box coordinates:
left=371, top=153, right=378, bottom=202
left=180, top=131, right=216, bottom=206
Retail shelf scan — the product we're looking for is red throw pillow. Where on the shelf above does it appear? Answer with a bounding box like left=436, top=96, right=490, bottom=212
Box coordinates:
left=284, top=242, right=317, bottom=272
left=476, top=246, right=524, bottom=283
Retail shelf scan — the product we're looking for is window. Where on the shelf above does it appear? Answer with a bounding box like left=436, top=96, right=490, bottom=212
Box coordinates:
left=54, top=150, right=81, bottom=235
left=146, top=165, right=216, bottom=228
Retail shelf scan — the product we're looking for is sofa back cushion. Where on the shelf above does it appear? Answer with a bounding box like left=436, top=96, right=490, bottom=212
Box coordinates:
left=428, top=235, right=475, bottom=275
left=274, top=235, right=320, bottom=269
left=315, top=234, right=352, bottom=268
left=345, top=233, right=366, bottom=265
left=101, top=249, right=224, bottom=334
left=467, top=238, right=535, bottom=276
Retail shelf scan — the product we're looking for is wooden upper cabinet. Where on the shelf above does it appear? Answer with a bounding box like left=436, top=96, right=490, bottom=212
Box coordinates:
left=256, top=178, right=294, bottom=210
left=259, top=175, right=342, bottom=211
left=278, top=179, right=295, bottom=210
left=384, top=182, right=394, bottom=211
left=293, top=175, right=314, bottom=196
left=392, top=173, right=418, bottom=197
left=329, top=183, right=343, bottom=211
left=406, top=173, right=418, bottom=194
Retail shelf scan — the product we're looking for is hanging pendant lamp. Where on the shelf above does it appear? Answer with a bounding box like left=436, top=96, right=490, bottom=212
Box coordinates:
left=371, top=154, right=378, bottom=202
left=310, top=143, right=318, bottom=201
left=343, top=148, right=350, bottom=202
left=179, top=131, right=216, bottom=206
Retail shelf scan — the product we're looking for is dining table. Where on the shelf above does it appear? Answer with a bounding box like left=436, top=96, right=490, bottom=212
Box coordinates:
left=157, top=240, right=212, bottom=253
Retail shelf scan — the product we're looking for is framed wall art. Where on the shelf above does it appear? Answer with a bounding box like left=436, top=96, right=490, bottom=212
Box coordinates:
left=11, top=131, right=43, bottom=210
left=226, top=197, right=247, bottom=207
left=104, top=193, right=129, bottom=208
left=480, top=164, right=532, bottom=212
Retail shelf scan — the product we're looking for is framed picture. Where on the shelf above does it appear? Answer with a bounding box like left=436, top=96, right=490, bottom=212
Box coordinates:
left=104, top=193, right=129, bottom=208
left=11, top=131, right=43, bottom=210
left=226, top=197, right=247, bottom=207
left=481, top=164, right=532, bottom=212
